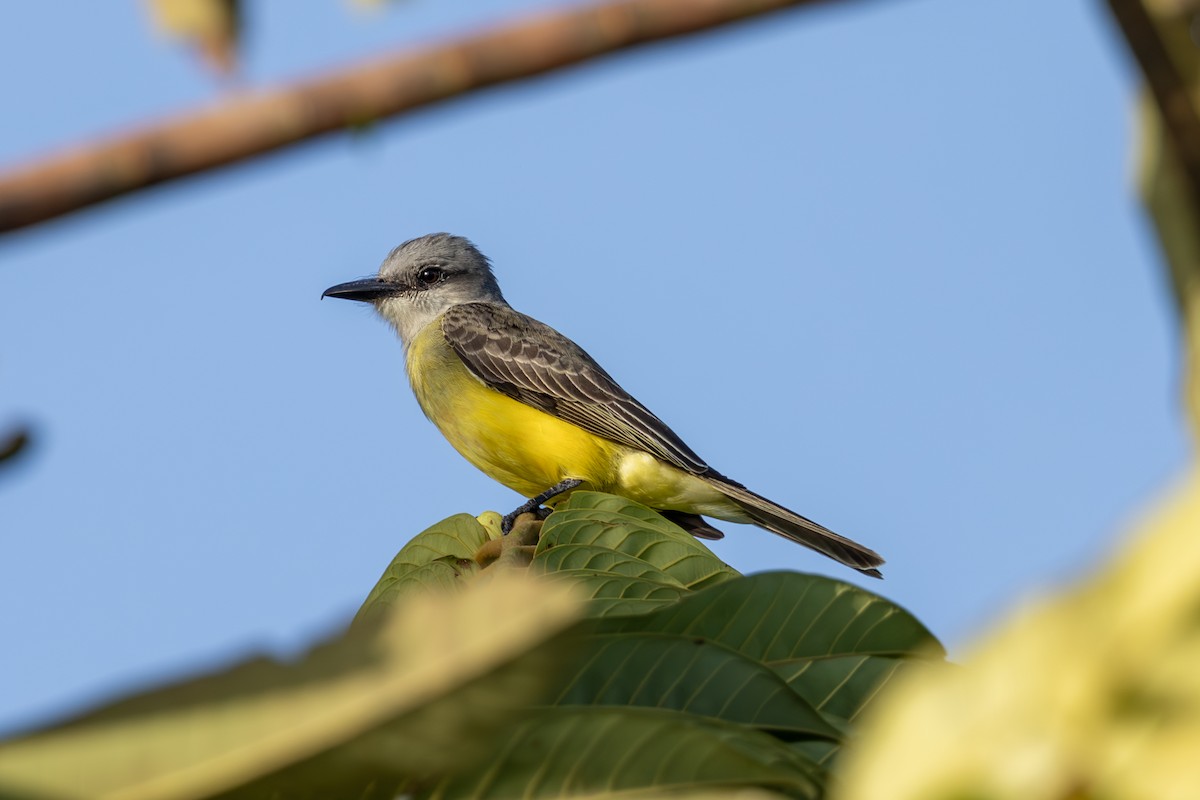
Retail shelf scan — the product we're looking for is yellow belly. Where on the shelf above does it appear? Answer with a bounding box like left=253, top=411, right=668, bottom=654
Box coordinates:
left=406, top=316, right=741, bottom=516
left=406, top=321, right=622, bottom=499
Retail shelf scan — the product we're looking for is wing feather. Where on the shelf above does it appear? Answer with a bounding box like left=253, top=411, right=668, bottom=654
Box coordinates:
left=441, top=303, right=709, bottom=474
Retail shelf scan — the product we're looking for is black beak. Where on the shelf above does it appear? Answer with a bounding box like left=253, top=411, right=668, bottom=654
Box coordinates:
left=321, top=278, right=400, bottom=302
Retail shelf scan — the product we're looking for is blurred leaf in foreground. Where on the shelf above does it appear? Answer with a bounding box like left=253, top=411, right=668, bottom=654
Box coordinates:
left=834, top=472, right=1200, bottom=800
left=0, top=571, right=583, bottom=800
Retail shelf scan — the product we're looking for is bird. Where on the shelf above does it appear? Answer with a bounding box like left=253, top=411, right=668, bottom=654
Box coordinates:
left=323, top=233, right=884, bottom=577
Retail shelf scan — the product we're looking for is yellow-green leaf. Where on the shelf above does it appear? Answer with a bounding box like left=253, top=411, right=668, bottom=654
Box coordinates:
left=356, top=513, right=490, bottom=624
left=0, top=572, right=583, bottom=800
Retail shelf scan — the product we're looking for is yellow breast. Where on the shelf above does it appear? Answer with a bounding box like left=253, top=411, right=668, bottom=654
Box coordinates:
left=405, top=317, right=624, bottom=499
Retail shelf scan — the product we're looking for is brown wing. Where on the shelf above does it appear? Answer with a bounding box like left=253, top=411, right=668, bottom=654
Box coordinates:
left=440, top=303, right=709, bottom=474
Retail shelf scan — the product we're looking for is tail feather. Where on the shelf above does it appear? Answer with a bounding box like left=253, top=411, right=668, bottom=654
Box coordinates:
left=659, top=510, right=726, bottom=540
left=703, top=474, right=885, bottom=578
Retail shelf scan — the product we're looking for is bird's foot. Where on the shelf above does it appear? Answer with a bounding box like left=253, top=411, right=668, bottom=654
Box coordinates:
left=500, top=505, right=552, bottom=535
left=501, top=478, right=584, bottom=534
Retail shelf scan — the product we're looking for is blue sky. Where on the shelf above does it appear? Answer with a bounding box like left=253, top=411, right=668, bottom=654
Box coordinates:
left=0, top=0, right=1190, bottom=730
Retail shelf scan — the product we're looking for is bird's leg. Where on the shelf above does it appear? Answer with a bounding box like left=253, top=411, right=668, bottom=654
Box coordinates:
left=502, top=478, right=584, bottom=534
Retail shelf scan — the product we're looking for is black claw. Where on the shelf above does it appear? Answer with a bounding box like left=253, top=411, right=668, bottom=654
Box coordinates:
left=502, top=478, right=583, bottom=535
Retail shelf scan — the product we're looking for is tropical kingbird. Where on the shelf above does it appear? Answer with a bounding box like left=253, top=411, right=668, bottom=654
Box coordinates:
left=323, top=233, right=884, bottom=577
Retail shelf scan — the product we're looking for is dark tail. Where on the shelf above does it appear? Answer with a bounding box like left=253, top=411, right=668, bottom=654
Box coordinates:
left=703, top=474, right=885, bottom=578
left=659, top=510, right=726, bottom=541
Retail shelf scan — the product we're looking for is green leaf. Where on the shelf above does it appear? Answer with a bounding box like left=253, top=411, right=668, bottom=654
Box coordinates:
left=0, top=573, right=583, bottom=800
left=789, top=739, right=841, bottom=770
left=356, top=514, right=489, bottom=623
left=532, top=543, right=687, bottom=588
left=780, top=658, right=922, bottom=768
left=594, top=572, right=942, bottom=661
left=589, top=571, right=942, bottom=766
left=540, top=492, right=741, bottom=590
left=773, top=654, right=921, bottom=724
left=543, top=570, right=686, bottom=617
left=421, top=707, right=824, bottom=800
left=552, top=632, right=841, bottom=740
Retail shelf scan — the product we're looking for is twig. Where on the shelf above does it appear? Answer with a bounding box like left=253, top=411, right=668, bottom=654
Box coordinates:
left=0, top=0, right=844, bottom=235
left=1106, top=0, right=1200, bottom=190
left=0, top=428, right=29, bottom=467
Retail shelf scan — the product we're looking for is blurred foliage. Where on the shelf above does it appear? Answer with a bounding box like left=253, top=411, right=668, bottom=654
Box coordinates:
left=146, top=0, right=243, bottom=74
left=0, top=571, right=584, bottom=799
left=142, top=0, right=401, bottom=74
left=833, top=471, right=1200, bottom=800
left=0, top=493, right=940, bottom=799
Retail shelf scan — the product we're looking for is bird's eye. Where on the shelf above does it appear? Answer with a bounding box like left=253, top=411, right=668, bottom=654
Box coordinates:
left=416, top=266, right=447, bottom=287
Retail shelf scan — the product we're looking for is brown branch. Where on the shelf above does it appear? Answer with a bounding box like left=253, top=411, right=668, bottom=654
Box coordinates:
left=1106, top=0, right=1200, bottom=190
left=0, top=0, right=845, bottom=235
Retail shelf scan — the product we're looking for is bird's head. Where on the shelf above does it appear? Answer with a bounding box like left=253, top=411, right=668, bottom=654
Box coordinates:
left=323, top=233, right=506, bottom=346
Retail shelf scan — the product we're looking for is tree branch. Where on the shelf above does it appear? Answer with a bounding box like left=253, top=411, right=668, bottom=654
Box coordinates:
left=0, top=0, right=848, bottom=235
